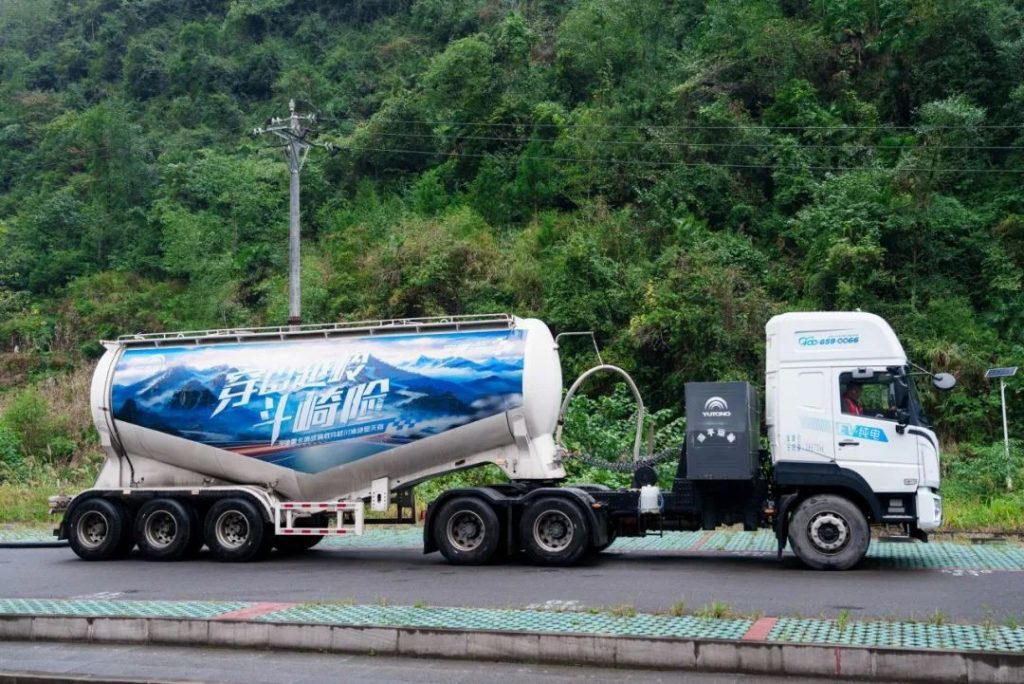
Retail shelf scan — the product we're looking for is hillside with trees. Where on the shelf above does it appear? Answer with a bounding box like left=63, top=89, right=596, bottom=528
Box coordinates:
left=0, top=0, right=1022, bottom=524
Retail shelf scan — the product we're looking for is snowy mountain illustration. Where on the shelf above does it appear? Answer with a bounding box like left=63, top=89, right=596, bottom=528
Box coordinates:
left=110, top=331, right=526, bottom=473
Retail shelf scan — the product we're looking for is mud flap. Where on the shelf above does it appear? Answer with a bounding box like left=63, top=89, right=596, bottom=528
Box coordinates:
left=775, top=493, right=799, bottom=559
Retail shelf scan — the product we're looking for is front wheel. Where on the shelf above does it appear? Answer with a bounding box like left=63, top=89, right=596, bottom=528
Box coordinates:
left=520, top=497, right=590, bottom=566
left=788, top=494, right=870, bottom=570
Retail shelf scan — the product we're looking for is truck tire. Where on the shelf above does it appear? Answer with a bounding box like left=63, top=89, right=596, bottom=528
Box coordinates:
left=434, top=497, right=500, bottom=565
left=204, top=498, right=267, bottom=562
left=67, top=498, right=131, bottom=561
left=135, top=498, right=196, bottom=562
left=788, top=494, right=870, bottom=570
left=520, top=497, right=589, bottom=566
left=589, top=528, right=617, bottom=556
left=275, top=534, right=324, bottom=554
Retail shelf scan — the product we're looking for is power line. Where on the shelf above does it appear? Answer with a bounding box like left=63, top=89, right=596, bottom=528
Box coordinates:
left=372, top=118, right=1024, bottom=132
left=339, top=143, right=1024, bottom=173
left=367, top=130, right=1024, bottom=151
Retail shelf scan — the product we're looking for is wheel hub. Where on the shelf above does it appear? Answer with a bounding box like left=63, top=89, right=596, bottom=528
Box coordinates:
left=76, top=511, right=109, bottom=550
left=533, top=510, right=573, bottom=553
left=808, top=512, right=849, bottom=553
left=215, top=511, right=249, bottom=549
left=447, top=511, right=484, bottom=552
left=144, top=511, right=177, bottom=549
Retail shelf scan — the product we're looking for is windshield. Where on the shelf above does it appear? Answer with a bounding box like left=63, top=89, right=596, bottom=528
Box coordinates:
left=905, top=367, right=931, bottom=427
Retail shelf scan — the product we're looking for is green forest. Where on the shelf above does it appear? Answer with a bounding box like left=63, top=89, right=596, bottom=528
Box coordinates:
left=0, top=0, right=1022, bottom=527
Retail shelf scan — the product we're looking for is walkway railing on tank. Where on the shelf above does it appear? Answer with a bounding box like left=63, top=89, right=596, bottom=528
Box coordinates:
left=112, top=313, right=516, bottom=347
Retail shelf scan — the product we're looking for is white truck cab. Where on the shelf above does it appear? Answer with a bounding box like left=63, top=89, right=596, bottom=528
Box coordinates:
left=766, top=312, right=943, bottom=536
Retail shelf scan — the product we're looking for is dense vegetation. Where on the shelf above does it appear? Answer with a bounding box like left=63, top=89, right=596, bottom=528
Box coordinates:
left=0, top=0, right=1022, bottom=525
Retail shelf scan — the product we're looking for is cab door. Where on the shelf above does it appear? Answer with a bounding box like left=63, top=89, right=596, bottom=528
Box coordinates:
left=833, top=369, right=918, bottom=494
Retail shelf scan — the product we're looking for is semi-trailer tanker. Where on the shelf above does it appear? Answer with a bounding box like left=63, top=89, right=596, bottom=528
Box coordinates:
left=53, top=311, right=955, bottom=570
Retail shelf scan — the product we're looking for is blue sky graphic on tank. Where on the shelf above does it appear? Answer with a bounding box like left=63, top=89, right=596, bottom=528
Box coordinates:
left=110, top=330, right=526, bottom=474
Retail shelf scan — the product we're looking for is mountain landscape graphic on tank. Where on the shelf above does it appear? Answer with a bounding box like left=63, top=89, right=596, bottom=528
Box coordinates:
left=110, top=329, right=526, bottom=473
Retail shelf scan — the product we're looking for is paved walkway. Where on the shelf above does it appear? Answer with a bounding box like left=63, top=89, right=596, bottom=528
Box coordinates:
left=1, top=597, right=1022, bottom=654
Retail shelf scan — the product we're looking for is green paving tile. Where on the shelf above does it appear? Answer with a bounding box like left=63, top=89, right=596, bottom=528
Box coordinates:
left=1, top=598, right=1022, bottom=653
left=318, top=527, right=424, bottom=548
left=0, top=598, right=247, bottom=619
left=768, top=616, right=1024, bottom=653
left=0, top=527, right=55, bottom=543
left=257, top=603, right=753, bottom=640
left=609, top=531, right=705, bottom=552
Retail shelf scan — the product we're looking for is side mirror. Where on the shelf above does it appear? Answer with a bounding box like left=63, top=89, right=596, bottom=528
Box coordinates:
left=932, top=372, right=957, bottom=391
left=894, top=408, right=910, bottom=434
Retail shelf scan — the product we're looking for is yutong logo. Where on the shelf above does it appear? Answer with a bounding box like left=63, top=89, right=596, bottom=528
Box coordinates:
left=702, top=396, right=731, bottom=417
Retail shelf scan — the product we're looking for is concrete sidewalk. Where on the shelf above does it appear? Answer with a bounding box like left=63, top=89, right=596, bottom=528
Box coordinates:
left=0, top=598, right=1021, bottom=682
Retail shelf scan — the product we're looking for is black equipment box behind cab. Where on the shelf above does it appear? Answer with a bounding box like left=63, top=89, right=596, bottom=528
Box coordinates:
left=685, top=382, right=759, bottom=480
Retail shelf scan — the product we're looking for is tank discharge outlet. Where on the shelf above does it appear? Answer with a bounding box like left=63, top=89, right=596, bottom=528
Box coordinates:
left=685, top=381, right=760, bottom=480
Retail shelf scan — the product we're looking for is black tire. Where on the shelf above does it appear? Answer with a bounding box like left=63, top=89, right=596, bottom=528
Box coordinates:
left=520, top=497, right=590, bottom=566
left=204, top=498, right=268, bottom=562
left=67, top=498, right=131, bottom=561
left=134, top=498, right=196, bottom=562
left=275, top=534, right=324, bottom=554
left=433, top=497, right=501, bottom=565
left=788, top=494, right=870, bottom=570
left=589, top=527, right=617, bottom=555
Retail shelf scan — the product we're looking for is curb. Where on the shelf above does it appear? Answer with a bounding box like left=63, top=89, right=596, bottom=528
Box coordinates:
left=1, top=614, right=1022, bottom=682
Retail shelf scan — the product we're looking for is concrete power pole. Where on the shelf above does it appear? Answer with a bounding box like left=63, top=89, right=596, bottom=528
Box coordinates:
left=252, top=100, right=334, bottom=328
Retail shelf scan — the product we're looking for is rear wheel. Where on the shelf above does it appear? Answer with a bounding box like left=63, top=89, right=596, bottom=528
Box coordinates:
left=135, top=498, right=196, bottom=562
left=205, top=498, right=268, bottom=562
left=67, top=498, right=132, bottom=561
left=788, top=494, right=870, bottom=570
left=521, top=497, right=589, bottom=566
left=275, top=534, right=324, bottom=554
left=434, top=497, right=501, bottom=565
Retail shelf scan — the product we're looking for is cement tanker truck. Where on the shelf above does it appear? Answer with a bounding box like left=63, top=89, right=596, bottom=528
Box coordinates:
left=53, top=311, right=954, bottom=570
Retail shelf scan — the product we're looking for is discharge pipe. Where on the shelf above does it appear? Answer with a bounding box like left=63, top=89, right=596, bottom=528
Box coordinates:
left=555, top=364, right=646, bottom=464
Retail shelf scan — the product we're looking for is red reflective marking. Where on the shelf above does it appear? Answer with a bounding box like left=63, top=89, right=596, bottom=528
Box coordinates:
left=319, top=528, right=329, bottom=534
left=300, top=503, right=312, bottom=508
left=215, top=602, right=295, bottom=621
left=742, top=617, right=778, bottom=641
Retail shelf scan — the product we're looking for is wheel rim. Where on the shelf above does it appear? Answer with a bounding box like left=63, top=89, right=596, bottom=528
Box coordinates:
left=215, top=510, right=249, bottom=550
left=446, top=510, right=485, bottom=552
left=76, top=511, right=109, bottom=550
left=808, top=512, right=850, bottom=553
left=143, top=510, right=178, bottom=549
left=533, top=510, right=574, bottom=553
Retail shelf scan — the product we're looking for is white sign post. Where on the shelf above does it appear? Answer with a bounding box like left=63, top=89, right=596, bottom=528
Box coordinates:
left=986, top=367, right=1018, bottom=490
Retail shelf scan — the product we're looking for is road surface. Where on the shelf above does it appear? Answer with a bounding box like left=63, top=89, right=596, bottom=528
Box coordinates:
left=1, top=544, right=1021, bottom=622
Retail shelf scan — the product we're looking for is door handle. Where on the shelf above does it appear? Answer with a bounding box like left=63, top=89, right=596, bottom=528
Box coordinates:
left=838, top=440, right=860, bottom=447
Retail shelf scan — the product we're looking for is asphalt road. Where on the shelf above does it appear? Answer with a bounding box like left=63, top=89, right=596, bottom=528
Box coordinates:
left=2, top=545, right=1021, bottom=622
left=0, top=641, right=848, bottom=684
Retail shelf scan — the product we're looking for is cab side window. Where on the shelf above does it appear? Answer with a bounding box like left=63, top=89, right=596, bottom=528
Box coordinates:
left=839, top=371, right=900, bottom=421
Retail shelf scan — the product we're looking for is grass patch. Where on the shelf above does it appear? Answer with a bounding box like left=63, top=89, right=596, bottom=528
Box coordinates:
left=942, top=492, right=1024, bottom=533
left=0, top=465, right=98, bottom=523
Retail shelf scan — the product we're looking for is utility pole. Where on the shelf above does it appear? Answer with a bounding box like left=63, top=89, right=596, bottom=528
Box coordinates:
left=252, top=100, right=334, bottom=329
left=986, top=366, right=1018, bottom=490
